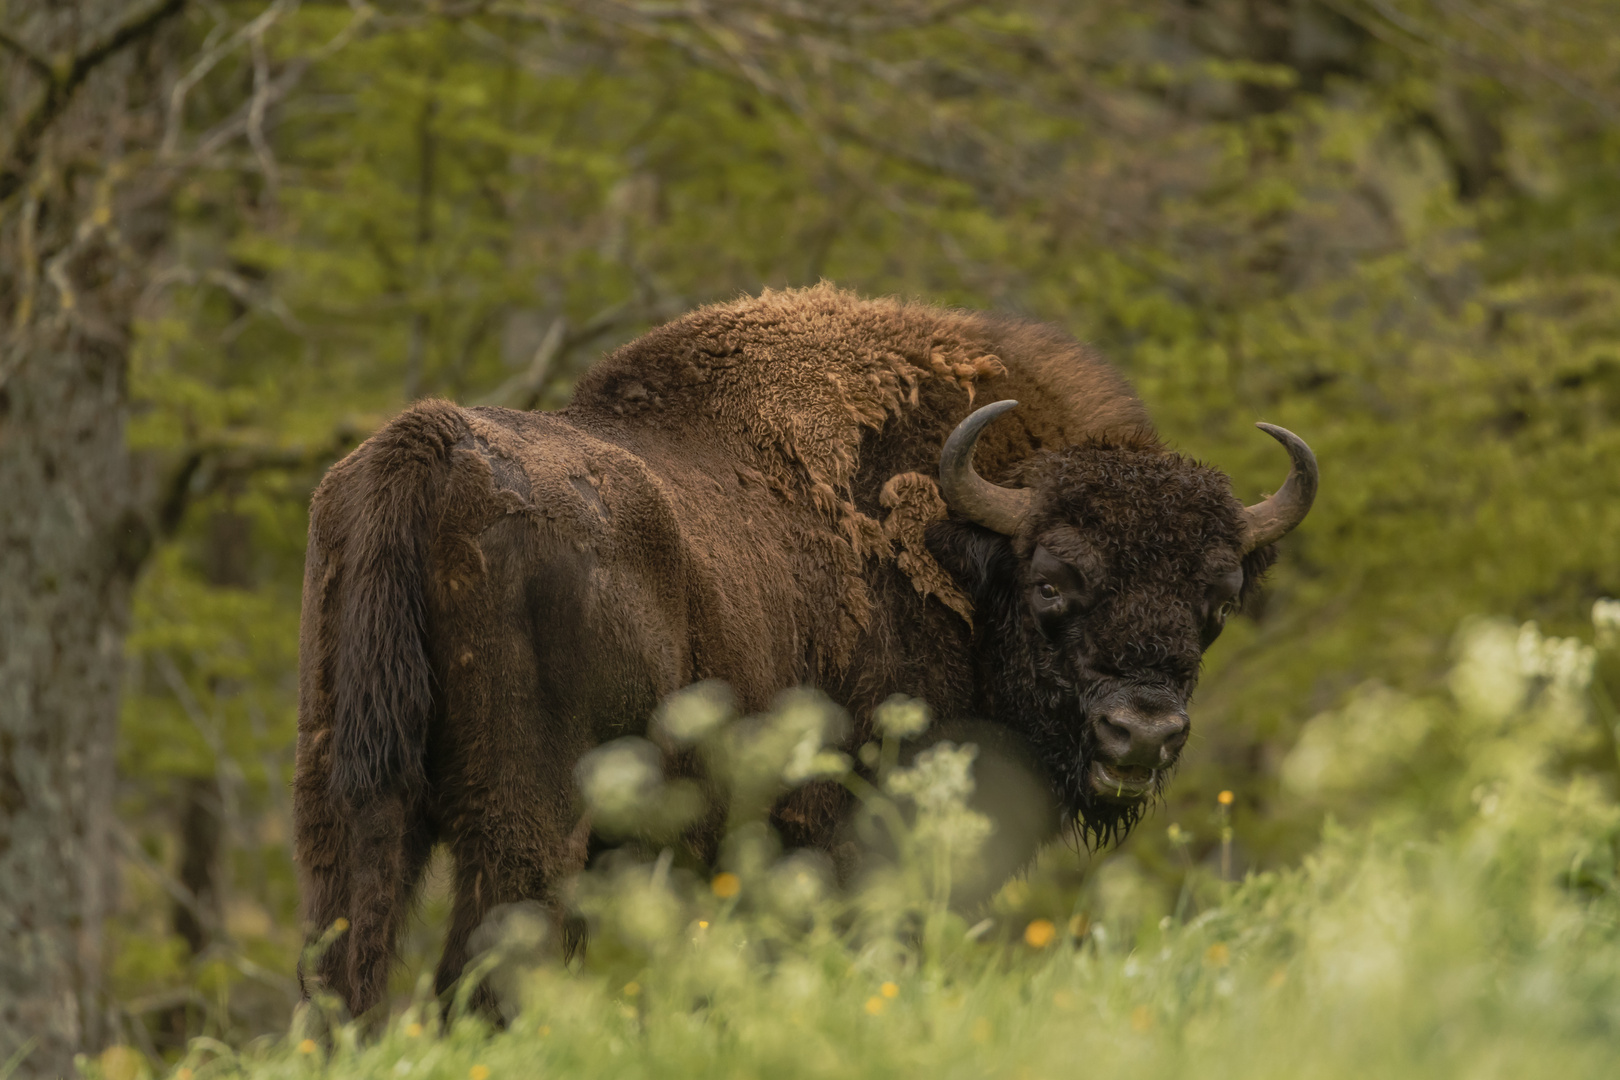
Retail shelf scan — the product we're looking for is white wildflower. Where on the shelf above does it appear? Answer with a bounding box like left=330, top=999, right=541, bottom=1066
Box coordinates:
left=769, top=851, right=833, bottom=916
left=721, top=689, right=850, bottom=792
left=885, top=742, right=977, bottom=812
left=885, top=742, right=993, bottom=860
left=576, top=738, right=664, bottom=821
left=783, top=732, right=852, bottom=784
left=656, top=681, right=734, bottom=744
left=1281, top=684, right=1434, bottom=794
left=1449, top=619, right=1527, bottom=724
left=874, top=695, right=931, bottom=739
left=1515, top=621, right=1594, bottom=691
left=1592, top=598, right=1620, bottom=650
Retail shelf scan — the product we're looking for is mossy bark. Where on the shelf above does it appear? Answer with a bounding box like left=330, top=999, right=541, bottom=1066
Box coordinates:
left=0, top=4, right=182, bottom=1074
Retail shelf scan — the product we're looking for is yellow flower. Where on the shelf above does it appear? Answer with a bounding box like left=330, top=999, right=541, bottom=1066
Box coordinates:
left=178, top=1070, right=194, bottom=1080
left=332, top=917, right=350, bottom=932
left=469, top=1066, right=490, bottom=1080
left=1130, top=1006, right=1154, bottom=1032
left=711, top=872, right=741, bottom=898
left=539, top=1025, right=552, bottom=1037
left=864, top=996, right=886, bottom=1015
left=697, top=920, right=710, bottom=929
left=623, top=981, right=641, bottom=997
left=1052, top=990, right=1074, bottom=1010
left=1024, top=919, right=1057, bottom=948
left=1268, top=968, right=1288, bottom=989
left=880, top=981, right=899, bottom=999
left=405, top=1022, right=423, bottom=1038
left=1217, top=790, right=1234, bottom=806
left=1205, top=942, right=1230, bottom=966
left=298, top=1039, right=318, bottom=1055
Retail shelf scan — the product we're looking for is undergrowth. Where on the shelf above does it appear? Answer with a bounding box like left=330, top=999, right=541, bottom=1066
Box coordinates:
left=89, top=607, right=1620, bottom=1079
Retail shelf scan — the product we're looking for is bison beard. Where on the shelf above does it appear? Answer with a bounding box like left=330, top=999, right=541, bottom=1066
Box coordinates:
left=293, top=285, right=1314, bottom=1018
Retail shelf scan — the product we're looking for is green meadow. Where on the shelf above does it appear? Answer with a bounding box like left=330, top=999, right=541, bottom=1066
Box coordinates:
left=104, top=613, right=1620, bottom=1080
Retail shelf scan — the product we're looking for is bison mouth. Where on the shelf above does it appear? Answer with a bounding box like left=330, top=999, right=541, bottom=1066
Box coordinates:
left=1087, top=760, right=1155, bottom=802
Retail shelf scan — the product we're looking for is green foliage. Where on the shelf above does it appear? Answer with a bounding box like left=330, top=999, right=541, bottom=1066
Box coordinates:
left=109, top=0, right=1620, bottom=1057
left=105, top=609, right=1620, bottom=1080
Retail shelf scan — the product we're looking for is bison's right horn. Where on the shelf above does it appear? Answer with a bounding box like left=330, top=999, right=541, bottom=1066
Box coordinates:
left=1240, top=423, right=1319, bottom=552
left=938, top=400, right=1033, bottom=536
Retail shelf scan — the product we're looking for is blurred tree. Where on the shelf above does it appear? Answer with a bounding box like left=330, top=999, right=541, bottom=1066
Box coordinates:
left=0, top=0, right=375, bottom=1067
left=0, top=3, right=189, bottom=1074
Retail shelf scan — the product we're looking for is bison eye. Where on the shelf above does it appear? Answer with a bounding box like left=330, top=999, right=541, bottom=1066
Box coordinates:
left=1200, top=595, right=1240, bottom=650
left=1037, top=582, right=1059, bottom=601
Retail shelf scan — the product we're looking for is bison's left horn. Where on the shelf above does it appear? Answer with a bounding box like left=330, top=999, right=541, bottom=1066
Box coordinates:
left=1241, top=423, right=1319, bottom=552
left=939, top=400, right=1033, bottom=536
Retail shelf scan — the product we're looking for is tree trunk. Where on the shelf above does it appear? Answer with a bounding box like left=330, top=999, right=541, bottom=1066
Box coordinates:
left=0, top=4, right=185, bottom=1074
left=0, top=309, right=142, bottom=1076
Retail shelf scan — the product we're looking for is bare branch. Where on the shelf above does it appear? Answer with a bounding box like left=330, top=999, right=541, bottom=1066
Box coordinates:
left=474, top=290, right=690, bottom=410
left=509, top=1, right=1027, bottom=193
left=480, top=314, right=569, bottom=409
left=246, top=22, right=281, bottom=193
left=138, top=262, right=306, bottom=335
left=163, top=0, right=297, bottom=158
left=110, top=819, right=216, bottom=932
left=171, top=2, right=374, bottom=174
left=76, top=0, right=190, bottom=76
left=1437, top=0, right=1619, bottom=123
left=0, top=27, right=53, bottom=81
left=145, top=422, right=365, bottom=544
left=0, top=0, right=190, bottom=203
left=1325, top=0, right=1619, bottom=125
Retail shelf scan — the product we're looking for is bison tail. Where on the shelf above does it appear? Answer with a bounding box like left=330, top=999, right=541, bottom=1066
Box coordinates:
left=299, top=401, right=467, bottom=1016
left=321, top=400, right=467, bottom=805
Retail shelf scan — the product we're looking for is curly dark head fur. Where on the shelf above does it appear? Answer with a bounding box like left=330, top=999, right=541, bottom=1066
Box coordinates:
left=930, top=439, right=1277, bottom=848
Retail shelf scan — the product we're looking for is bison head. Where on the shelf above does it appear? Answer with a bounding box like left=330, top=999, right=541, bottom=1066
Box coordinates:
left=928, top=400, right=1317, bottom=846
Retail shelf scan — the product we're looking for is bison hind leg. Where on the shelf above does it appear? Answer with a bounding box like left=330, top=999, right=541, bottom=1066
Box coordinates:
left=299, top=789, right=435, bottom=1023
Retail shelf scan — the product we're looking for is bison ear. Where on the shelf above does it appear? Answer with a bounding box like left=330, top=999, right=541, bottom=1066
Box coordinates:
left=925, top=519, right=1016, bottom=597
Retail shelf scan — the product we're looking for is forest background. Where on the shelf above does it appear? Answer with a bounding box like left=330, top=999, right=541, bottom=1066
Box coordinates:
left=2, top=1, right=1618, bottom=1076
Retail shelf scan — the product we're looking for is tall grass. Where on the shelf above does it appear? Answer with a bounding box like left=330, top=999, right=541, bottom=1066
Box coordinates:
left=106, top=609, right=1620, bottom=1080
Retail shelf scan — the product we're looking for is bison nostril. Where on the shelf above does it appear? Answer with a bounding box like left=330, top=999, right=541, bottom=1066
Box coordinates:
left=1094, top=716, right=1135, bottom=758
left=1096, top=709, right=1189, bottom=767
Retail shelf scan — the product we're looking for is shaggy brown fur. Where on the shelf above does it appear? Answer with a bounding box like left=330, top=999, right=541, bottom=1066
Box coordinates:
left=294, top=284, right=1286, bottom=1017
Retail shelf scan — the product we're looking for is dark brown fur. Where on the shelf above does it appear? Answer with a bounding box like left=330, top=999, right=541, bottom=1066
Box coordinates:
left=294, top=285, right=1270, bottom=1016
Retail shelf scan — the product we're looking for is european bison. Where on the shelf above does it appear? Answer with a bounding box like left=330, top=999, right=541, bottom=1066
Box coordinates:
left=294, top=285, right=1316, bottom=1016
